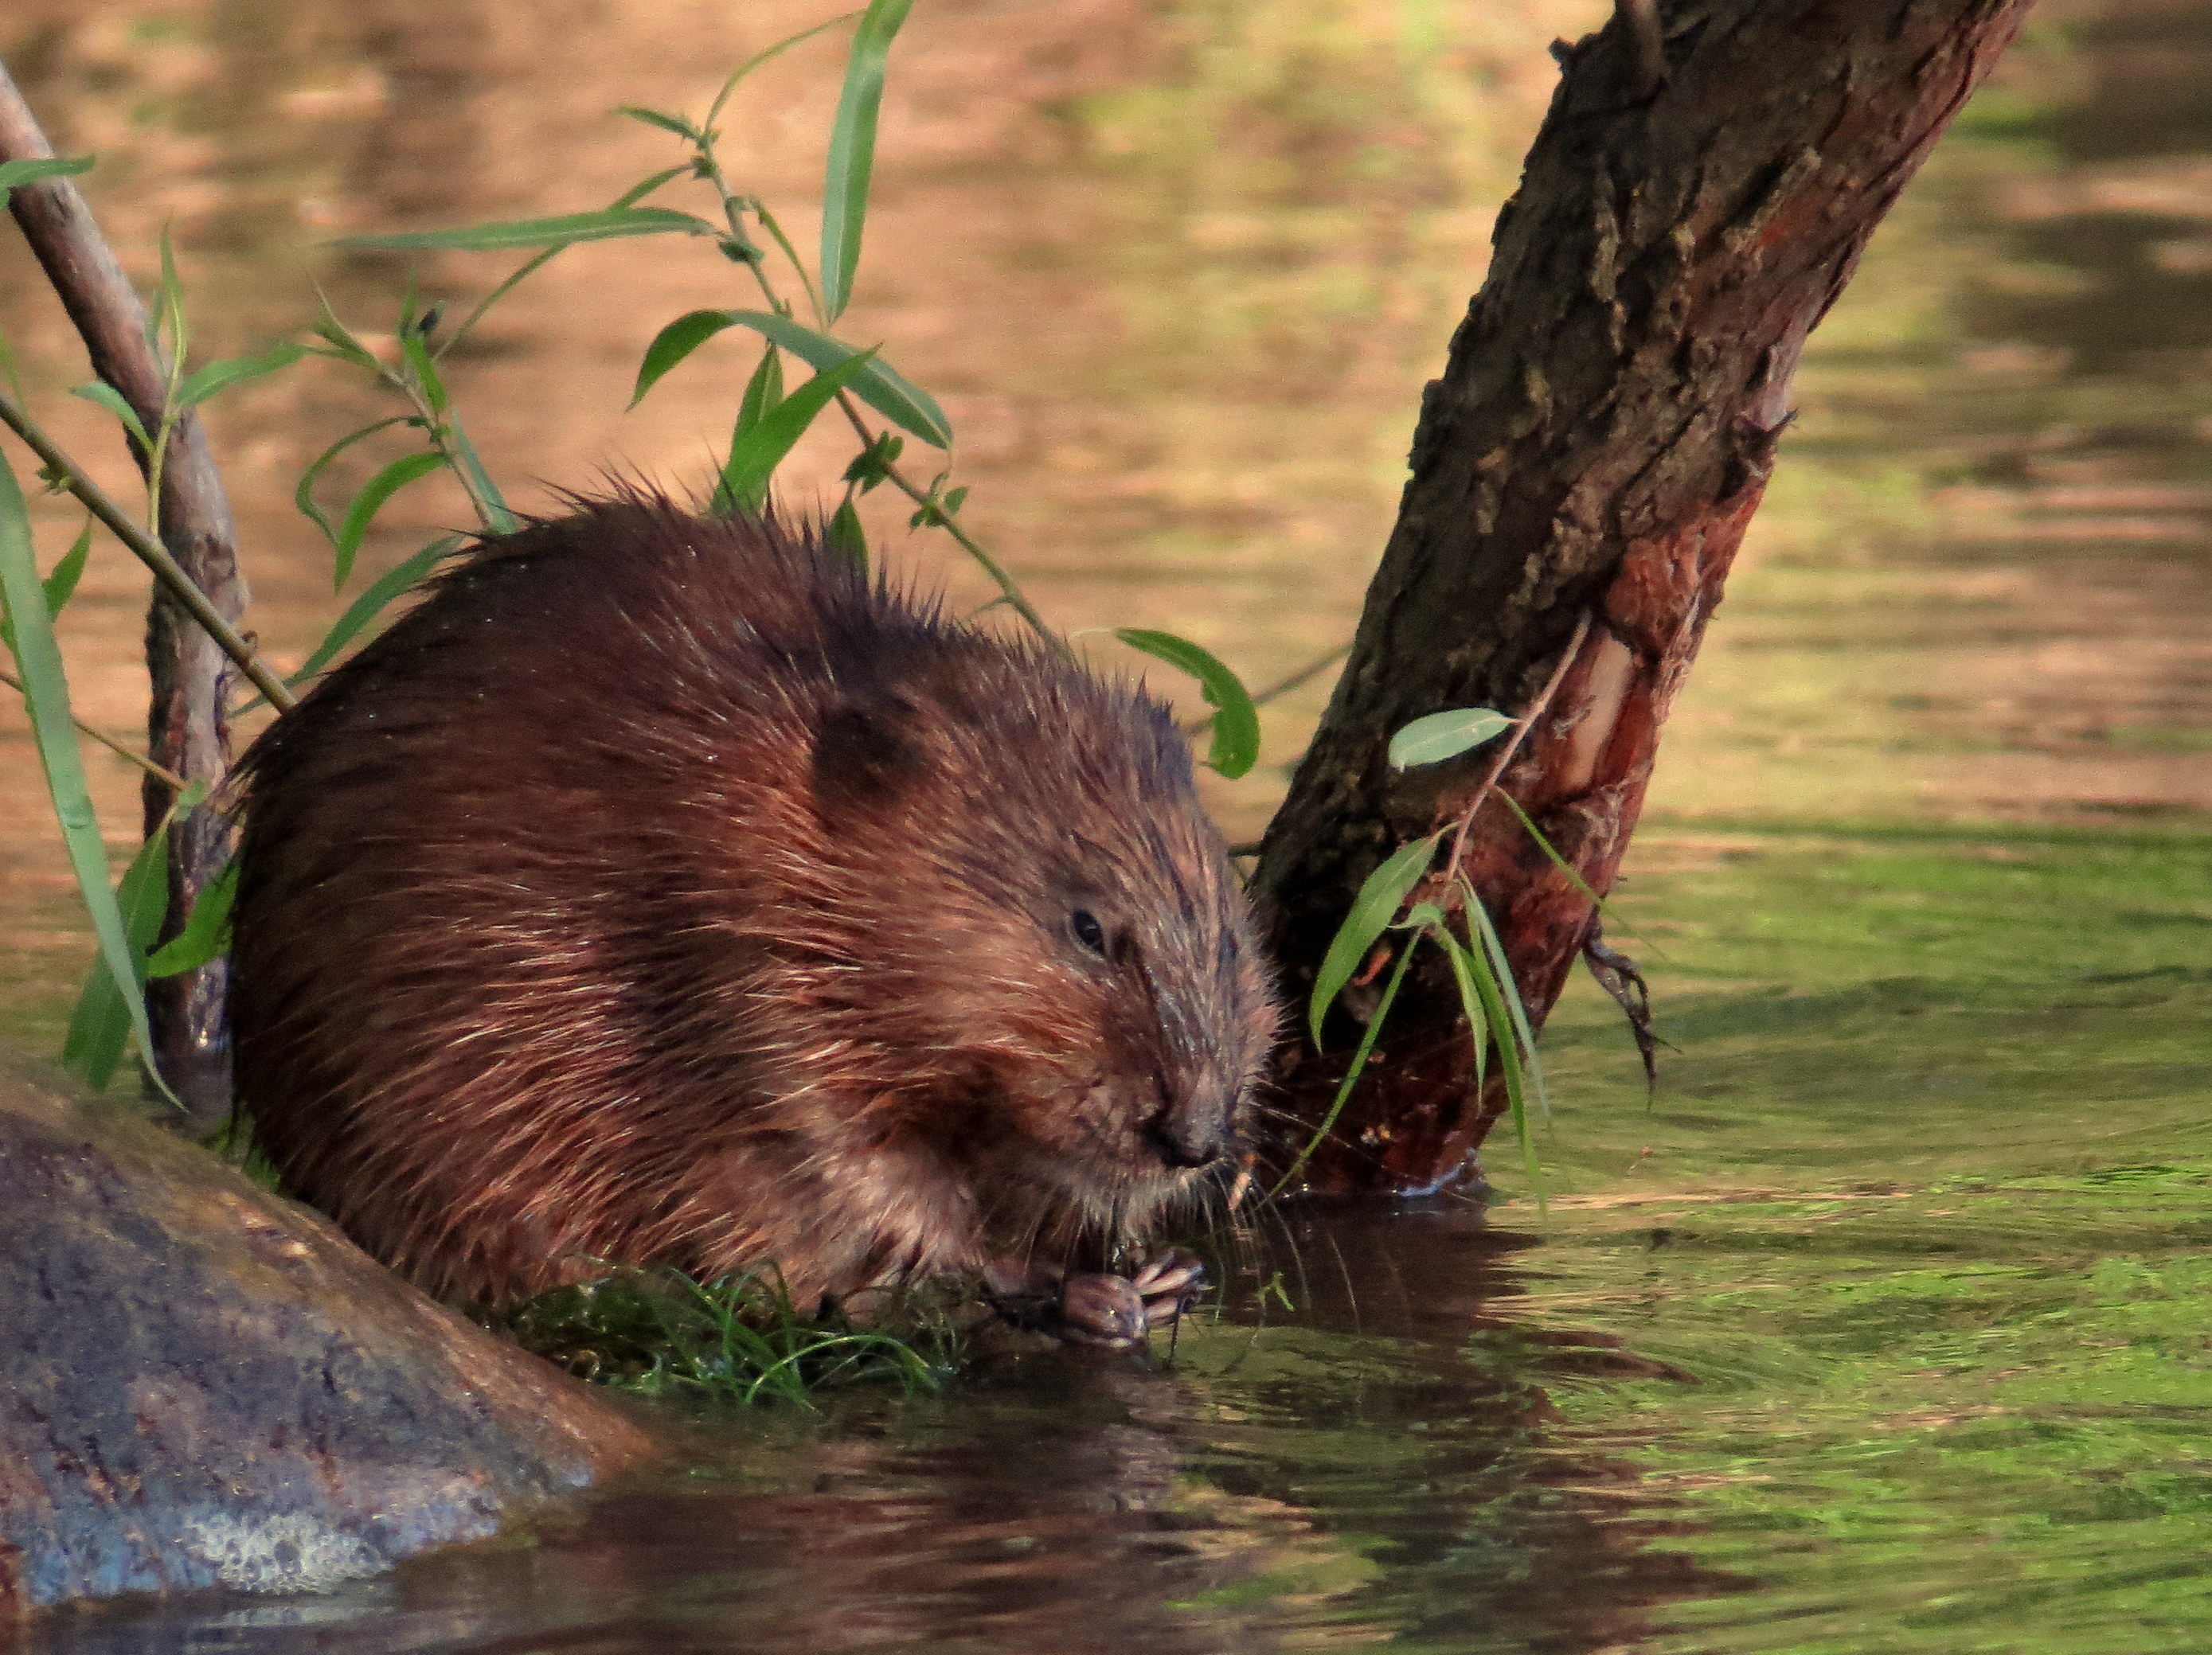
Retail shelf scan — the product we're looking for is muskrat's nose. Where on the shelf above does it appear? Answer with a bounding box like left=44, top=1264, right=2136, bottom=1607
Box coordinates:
left=1143, top=1100, right=1229, bottom=1169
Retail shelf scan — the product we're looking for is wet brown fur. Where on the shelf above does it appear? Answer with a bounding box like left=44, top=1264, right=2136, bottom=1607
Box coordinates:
left=230, top=497, right=1278, bottom=1308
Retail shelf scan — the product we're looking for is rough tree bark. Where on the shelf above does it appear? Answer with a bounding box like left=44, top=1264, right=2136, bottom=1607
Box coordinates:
left=1251, top=0, right=2034, bottom=1193
left=1, top=70, right=244, bottom=1130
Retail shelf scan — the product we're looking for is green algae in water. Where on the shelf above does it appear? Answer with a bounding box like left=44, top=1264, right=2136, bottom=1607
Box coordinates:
left=1456, top=828, right=2212, bottom=1653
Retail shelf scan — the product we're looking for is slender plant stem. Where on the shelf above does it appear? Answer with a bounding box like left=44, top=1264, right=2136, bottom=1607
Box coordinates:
left=0, top=665, right=189, bottom=788
left=829, top=391, right=1064, bottom=652
left=0, top=391, right=296, bottom=712
left=1440, top=609, right=1593, bottom=888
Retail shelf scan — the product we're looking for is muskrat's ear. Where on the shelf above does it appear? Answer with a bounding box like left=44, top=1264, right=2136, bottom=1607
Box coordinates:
left=811, top=697, right=927, bottom=826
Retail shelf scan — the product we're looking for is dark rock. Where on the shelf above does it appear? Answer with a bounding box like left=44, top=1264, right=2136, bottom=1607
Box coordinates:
left=0, top=1049, right=658, bottom=1615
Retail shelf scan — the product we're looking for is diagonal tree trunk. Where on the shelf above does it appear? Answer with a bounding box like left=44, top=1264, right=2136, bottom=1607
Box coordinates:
left=1252, top=0, right=2034, bottom=1194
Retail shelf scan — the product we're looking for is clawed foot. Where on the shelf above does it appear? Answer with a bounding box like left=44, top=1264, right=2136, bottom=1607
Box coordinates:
left=987, top=1249, right=1209, bottom=1348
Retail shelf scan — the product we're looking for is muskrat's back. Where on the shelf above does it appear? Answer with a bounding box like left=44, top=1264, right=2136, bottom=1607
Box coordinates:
left=232, top=498, right=1277, bottom=1307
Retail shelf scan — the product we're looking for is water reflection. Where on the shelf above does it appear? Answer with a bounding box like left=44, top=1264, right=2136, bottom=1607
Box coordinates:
left=23, top=1207, right=1737, bottom=1655
left=6, top=0, right=2212, bottom=1649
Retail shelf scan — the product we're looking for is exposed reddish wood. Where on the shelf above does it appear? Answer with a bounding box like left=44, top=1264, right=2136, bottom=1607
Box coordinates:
left=0, top=68, right=244, bottom=1126
left=1251, top=0, right=2034, bottom=1193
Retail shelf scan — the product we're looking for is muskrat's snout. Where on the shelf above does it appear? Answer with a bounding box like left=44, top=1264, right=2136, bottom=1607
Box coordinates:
left=1143, top=1089, right=1235, bottom=1169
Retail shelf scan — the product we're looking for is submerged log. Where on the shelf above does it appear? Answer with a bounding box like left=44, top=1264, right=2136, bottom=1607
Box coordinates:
left=0, top=1048, right=657, bottom=1614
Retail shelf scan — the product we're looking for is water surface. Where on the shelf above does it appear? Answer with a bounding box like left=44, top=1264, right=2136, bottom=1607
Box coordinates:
left=4, top=2, right=2210, bottom=1649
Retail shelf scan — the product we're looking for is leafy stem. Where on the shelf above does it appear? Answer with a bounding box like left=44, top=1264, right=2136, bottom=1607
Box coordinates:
left=828, top=388, right=1062, bottom=651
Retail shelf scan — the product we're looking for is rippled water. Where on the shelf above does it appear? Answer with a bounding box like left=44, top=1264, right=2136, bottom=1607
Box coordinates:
left=6, top=0, right=2212, bottom=1649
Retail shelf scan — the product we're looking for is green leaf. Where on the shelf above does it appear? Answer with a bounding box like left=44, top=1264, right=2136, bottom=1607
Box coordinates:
left=294, top=417, right=407, bottom=554
left=0, top=155, right=93, bottom=200
left=440, top=413, right=515, bottom=533
left=827, top=497, right=868, bottom=570
left=288, top=537, right=459, bottom=687
left=819, top=0, right=916, bottom=322
left=68, top=381, right=150, bottom=452
left=0, top=447, right=165, bottom=1096
left=718, top=348, right=880, bottom=515
left=631, top=310, right=744, bottom=408
left=736, top=345, right=784, bottom=441
left=1389, top=706, right=1512, bottom=769
left=1112, top=628, right=1261, bottom=779
left=0, top=520, right=96, bottom=677
left=338, top=206, right=721, bottom=252
left=1458, top=872, right=1551, bottom=1123
left=61, top=825, right=172, bottom=1091
left=41, top=519, right=93, bottom=617
left=1307, top=832, right=1440, bottom=1047
left=618, top=105, right=698, bottom=140
left=704, top=10, right=863, bottom=131
left=306, top=286, right=382, bottom=369
left=398, top=326, right=448, bottom=418
left=843, top=430, right=901, bottom=491
left=145, top=858, right=238, bottom=978
left=334, top=452, right=446, bottom=587
left=432, top=171, right=690, bottom=365
left=152, top=226, right=186, bottom=365
left=1435, top=923, right=1540, bottom=1197
left=177, top=340, right=307, bottom=408
left=1435, top=927, right=1490, bottom=1095
left=717, top=310, right=950, bottom=447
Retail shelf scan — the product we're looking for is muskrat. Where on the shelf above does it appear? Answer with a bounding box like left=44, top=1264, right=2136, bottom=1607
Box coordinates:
left=229, top=495, right=1278, bottom=1325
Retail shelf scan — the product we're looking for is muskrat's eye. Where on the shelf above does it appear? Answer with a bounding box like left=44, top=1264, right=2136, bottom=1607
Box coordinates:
left=1070, top=908, right=1108, bottom=956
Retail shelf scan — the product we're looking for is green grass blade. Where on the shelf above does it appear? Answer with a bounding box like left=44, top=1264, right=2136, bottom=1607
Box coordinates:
left=60, top=826, right=171, bottom=1090
left=0, top=451, right=165, bottom=1093
left=339, top=207, right=719, bottom=252
left=718, top=347, right=879, bottom=513
left=1388, top=706, right=1511, bottom=769
left=819, top=0, right=916, bottom=323
left=1111, top=629, right=1260, bottom=778
left=177, top=341, right=307, bottom=408
left=718, top=310, right=948, bottom=446
left=1308, top=832, right=1440, bottom=1046
left=334, top=452, right=446, bottom=587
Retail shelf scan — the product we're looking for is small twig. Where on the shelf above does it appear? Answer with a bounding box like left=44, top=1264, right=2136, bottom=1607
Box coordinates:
left=1582, top=915, right=1665, bottom=1097
left=1440, top=609, right=1594, bottom=886
left=0, top=390, right=295, bottom=712
left=0, top=664, right=187, bottom=788
left=830, top=391, right=1065, bottom=653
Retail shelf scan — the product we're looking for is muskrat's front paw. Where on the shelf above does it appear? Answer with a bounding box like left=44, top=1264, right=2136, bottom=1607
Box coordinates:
left=1056, top=1272, right=1149, bottom=1345
left=1129, top=1247, right=1207, bottom=1326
